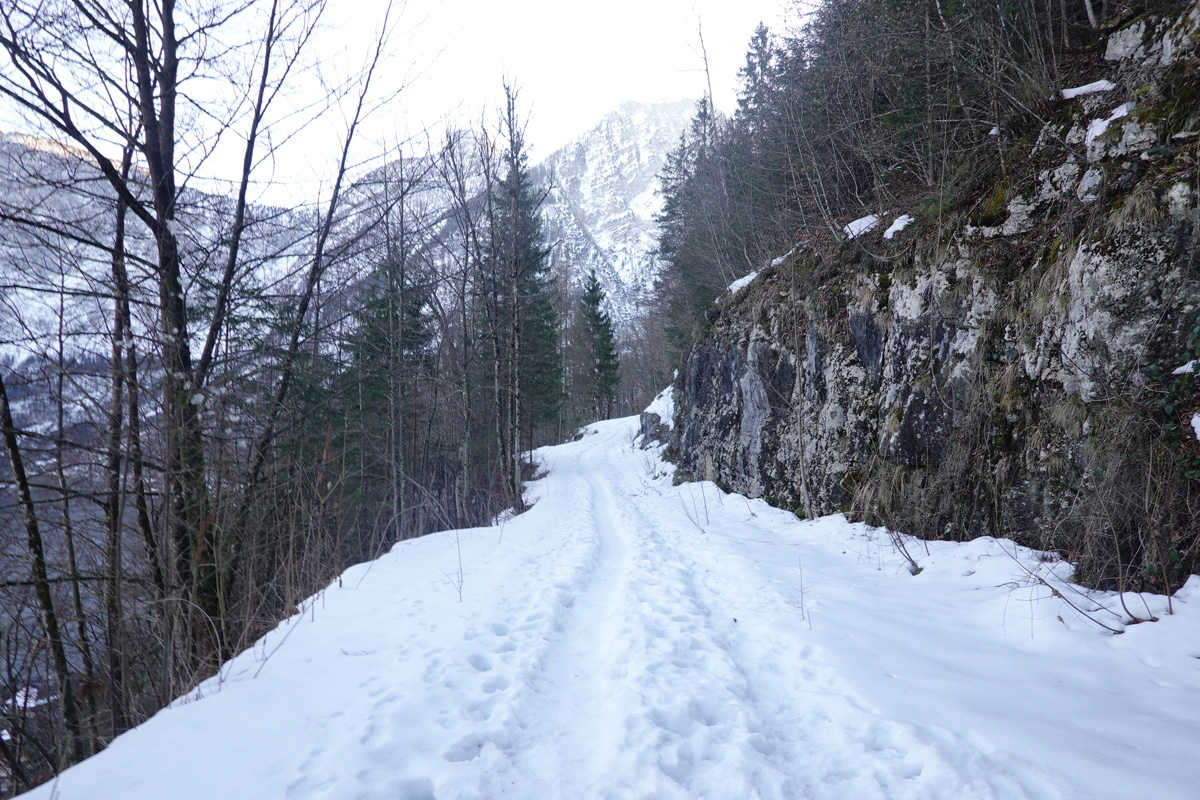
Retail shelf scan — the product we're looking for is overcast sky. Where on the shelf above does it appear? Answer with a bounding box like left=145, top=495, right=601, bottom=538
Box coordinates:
left=378, top=0, right=796, bottom=155
left=2, top=0, right=801, bottom=206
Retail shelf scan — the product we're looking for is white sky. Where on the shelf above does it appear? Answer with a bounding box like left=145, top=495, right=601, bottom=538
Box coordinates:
left=378, top=0, right=794, bottom=154
left=1, top=0, right=800, bottom=207
left=267, top=0, right=797, bottom=204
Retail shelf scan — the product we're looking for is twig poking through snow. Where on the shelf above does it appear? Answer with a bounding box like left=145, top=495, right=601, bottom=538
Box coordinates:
left=442, top=530, right=464, bottom=602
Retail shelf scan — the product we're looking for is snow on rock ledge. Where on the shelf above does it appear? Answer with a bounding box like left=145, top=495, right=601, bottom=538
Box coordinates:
left=638, top=385, right=675, bottom=446
left=726, top=271, right=759, bottom=297
left=883, top=214, right=914, bottom=239
left=1062, top=79, right=1116, bottom=99
left=844, top=214, right=881, bottom=239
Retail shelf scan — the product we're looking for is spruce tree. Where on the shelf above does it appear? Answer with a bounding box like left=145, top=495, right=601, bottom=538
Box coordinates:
left=486, top=85, right=564, bottom=499
left=579, top=269, right=620, bottom=420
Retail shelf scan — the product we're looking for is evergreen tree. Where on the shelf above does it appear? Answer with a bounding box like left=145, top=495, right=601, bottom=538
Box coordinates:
left=520, top=284, right=564, bottom=432
left=735, top=22, right=777, bottom=129
left=579, top=269, right=620, bottom=420
left=339, top=246, right=435, bottom=536
left=654, top=100, right=725, bottom=355
left=485, top=85, right=563, bottom=500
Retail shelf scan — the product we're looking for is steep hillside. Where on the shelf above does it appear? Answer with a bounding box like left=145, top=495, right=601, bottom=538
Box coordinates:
left=534, top=100, right=693, bottom=328
left=665, top=6, right=1200, bottom=592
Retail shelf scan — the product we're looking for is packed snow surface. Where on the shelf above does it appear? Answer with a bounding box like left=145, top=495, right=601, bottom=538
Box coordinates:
left=1061, top=80, right=1117, bottom=99
left=23, top=418, right=1200, bottom=800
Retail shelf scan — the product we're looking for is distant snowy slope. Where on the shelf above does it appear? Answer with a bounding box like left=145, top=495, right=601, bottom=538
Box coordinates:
left=0, top=133, right=308, bottom=368
left=21, top=414, right=1200, bottom=800
left=533, top=100, right=693, bottom=329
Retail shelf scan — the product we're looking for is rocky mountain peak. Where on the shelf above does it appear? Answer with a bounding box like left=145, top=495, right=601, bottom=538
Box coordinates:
left=533, top=99, right=695, bottom=330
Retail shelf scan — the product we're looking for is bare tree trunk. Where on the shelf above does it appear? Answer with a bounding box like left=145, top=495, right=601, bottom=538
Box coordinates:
left=491, top=301, right=509, bottom=499
left=230, top=2, right=394, bottom=596
left=480, top=149, right=513, bottom=503
left=55, top=278, right=96, bottom=756
left=0, top=371, right=85, bottom=763
left=438, top=131, right=481, bottom=526
left=510, top=266, right=523, bottom=506
left=103, top=145, right=137, bottom=736
left=127, top=0, right=220, bottom=667
left=459, top=277, right=473, bottom=523
left=382, top=156, right=410, bottom=539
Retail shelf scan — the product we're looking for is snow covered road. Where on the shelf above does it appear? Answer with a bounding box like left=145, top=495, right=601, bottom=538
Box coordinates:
left=22, top=417, right=1200, bottom=799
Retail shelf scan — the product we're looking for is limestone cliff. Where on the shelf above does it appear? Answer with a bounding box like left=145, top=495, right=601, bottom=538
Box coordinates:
left=667, top=7, right=1200, bottom=591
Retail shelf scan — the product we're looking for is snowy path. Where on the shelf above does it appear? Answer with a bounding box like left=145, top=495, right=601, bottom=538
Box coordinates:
left=22, top=417, right=1200, bottom=799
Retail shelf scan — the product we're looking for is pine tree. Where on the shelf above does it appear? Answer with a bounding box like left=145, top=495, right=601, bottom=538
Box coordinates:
left=579, top=269, right=620, bottom=420
left=654, top=99, right=741, bottom=356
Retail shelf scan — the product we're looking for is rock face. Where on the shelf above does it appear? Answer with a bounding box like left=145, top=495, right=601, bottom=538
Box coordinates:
left=671, top=10, right=1200, bottom=590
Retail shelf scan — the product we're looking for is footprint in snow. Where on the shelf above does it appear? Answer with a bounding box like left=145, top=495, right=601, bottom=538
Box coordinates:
left=482, top=675, right=511, bottom=694
left=444, top=730, right=511, bottom=762
left=465, top=695, right=498, bottom=722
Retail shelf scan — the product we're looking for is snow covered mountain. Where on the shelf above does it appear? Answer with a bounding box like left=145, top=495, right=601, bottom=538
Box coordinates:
left=532, top=100, right=694, bottom=330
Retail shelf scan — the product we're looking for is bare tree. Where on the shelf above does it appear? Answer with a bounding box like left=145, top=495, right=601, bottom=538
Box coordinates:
left=0, top=0, right=407, bottom=783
